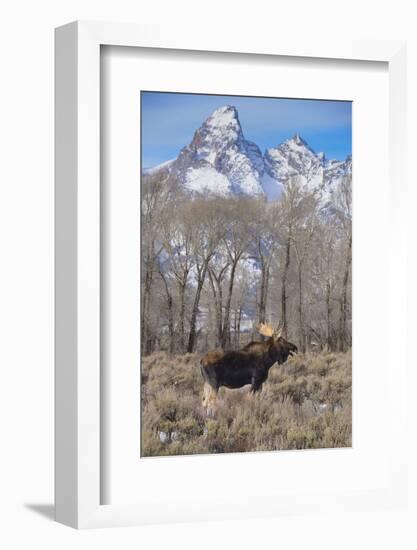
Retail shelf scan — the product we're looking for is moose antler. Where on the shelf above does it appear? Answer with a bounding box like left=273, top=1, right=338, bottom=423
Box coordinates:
left=256, top=322, right=274, bottom=338
left=275, top=322, right=283, bottom=338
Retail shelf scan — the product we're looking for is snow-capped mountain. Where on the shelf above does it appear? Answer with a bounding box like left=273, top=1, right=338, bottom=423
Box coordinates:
left=264, top=134, right=326, bottom=194
left=165, top=105, right=265, bottom=196
left=143, top=106, right=351, bottom=202
left=264, top=134, right=352, bottom=196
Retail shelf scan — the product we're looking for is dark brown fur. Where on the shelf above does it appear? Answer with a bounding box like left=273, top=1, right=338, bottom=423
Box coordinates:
left=200, top=334, right=297, bottom=412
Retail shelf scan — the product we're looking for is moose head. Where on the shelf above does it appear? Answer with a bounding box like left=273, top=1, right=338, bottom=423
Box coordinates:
left=255, top=322, right=298, bottom=364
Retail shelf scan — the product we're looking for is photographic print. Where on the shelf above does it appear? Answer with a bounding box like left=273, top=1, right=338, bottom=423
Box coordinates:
left=140, top=92, right=352, bottom=457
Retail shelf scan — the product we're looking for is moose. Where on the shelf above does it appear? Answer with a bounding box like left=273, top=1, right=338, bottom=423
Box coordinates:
left=200, top=322, right=298, bottom=414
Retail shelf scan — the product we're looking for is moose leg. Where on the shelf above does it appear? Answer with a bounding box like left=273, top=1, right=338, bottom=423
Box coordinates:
left=250, top=376, right=263, bottom=395
left=202, top=382, right=211, bottom=408
left=207, top=387, right=218, bottom=417
left=202, top=382, right=218, bottom=417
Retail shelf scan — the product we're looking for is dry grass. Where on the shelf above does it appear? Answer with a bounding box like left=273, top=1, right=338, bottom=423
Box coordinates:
left=141, top=350, right=352, bottom=457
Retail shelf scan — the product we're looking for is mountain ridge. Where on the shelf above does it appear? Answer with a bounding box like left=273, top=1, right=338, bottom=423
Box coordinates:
left=143, top=105, right=351, bottom=201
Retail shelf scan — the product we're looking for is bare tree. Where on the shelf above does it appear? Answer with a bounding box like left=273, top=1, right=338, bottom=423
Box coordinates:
left=186, top=199, right=227, bottom=353
left=292, top=192, right=319, bottom=352
left=141, top=170, right=352, bottom=357
left=231, top=258, right=258, bottom=348
left=312, top=218, right=338, bottom=350
left=278, top=176, right=306, bottom=338
left=141, top=172, right=169, bottom=354
left=220, top=199, right=255, bottom=348
left=159, top=203, right=195, bottom=352
left=207, top=249, right=230, bottom=348
left=332, top=176, right=352, bottom=351
left=157, top=263, right=175, bottom=355
left=249, top=200, right=279, bottom=329
left=339, top=233, right=352, bottom=351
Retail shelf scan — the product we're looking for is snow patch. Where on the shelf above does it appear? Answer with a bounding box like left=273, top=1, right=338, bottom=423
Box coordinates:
left=184, top=166, right=231, bottom=196
left=143, top=158, right=175, bottom=175
left=261, top=172, right=284, bottom=201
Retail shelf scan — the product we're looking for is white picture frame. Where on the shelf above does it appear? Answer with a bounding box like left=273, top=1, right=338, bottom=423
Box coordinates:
left=55, top=21, right=407, bottom=529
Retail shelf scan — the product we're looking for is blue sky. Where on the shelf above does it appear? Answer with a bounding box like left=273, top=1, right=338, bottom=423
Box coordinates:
left=141, top=91, right=352, bottom=168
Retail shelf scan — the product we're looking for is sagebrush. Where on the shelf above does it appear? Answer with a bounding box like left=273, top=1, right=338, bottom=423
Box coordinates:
left=141, top=349, right=351, bottom=457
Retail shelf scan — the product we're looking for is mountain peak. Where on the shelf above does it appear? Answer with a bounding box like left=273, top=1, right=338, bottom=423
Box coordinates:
left=292, top=133, right=304, bottom=145
left=144, top=106, right=351, bottom=202
left=169, top=105, right=264, bottom=197
left=205, top=105, right=241, bottom=131
left=286, top=133, right=313, bottom=150
left=212, top=104, right=238, bottom=116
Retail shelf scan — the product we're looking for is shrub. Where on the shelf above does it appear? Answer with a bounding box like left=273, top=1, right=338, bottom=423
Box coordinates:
left=141, top=350, right=352, bottom=457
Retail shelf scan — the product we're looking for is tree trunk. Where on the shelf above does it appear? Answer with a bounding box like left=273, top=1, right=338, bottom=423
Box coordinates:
left=236, top=307, right=242, bottom=348
left=233, top=308, right=237, bottom=348
left=187, top=262, right=209, bottom=353
left=281, top=229, right=291, bottom=338
left=258, top=260, right=271, bottom=341
left=221, top=260, right=238, bottom=349
left=326, top=278, right=332, bottom=351
left=258, top=261, right=270, bottom=325
left=208, top=269, right=223, bottom=348
left=338, top=234, right=352, bottom=352
left=178, top=280, right=186, bottom=352
left=159, top=270, right=174, bottom=355
left=141, top=248, right=154, bottom=356
left=297, top=263, right=305, bottom=352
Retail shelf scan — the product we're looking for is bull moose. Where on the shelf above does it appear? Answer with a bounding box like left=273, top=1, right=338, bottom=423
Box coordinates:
left=200, top=322, right=298, bottom=414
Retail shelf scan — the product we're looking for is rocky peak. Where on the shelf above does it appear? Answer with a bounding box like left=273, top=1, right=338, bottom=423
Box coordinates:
left=171, top=106, right=265, bottom=196
left=144, top=106, right=351, bottom=202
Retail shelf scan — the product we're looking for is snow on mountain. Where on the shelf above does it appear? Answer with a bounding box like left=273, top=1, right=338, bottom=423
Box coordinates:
left=151, top=106, right=266, bottom=197
left=320, top=154, right=352, bottom=206
left=264, top=134, right=351, bottom=199
left=185, top=166, right=231, bottom=196
left=142, top=158, right=175, bottom=176
left=260, top=172, right=284, bottom=201
left=265, top=134, right=323, bottom=183
left=325, top=155, right=352, bottom=186
left=143, top=106, right=351, bottom=202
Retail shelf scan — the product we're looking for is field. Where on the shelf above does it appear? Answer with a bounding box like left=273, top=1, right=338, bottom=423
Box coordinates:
left=141, top=349, right=352, bottom=457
